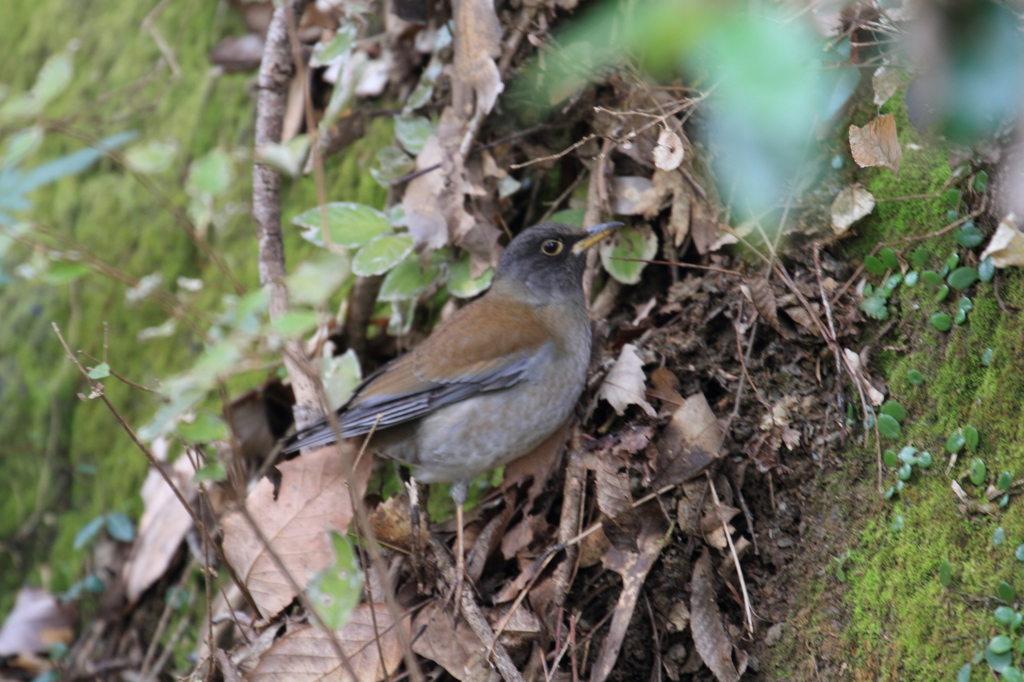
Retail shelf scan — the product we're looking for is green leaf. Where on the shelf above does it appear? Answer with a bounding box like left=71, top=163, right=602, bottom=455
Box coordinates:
left=986, top=647, right=1012, bottom=674
left=177, top=413, right=229, bottom=442
left=877, top=413, right=901, bottom=439
left=1003, top=667, right=1024, bottom=682
left=1015, top=545, right=1024, bottom=561
left=904, top=271, right=918, bottom=287
left=956, top=664, right=970, bottom=682
left=124, top=140, right=177, bottom=174
left=969, top=458, right=986, bottom=485
left=964, top=425, right=979, bottom=449
left=306, top=532, right=364, bottom=631
left=378, top=252, right=443, bottom=301
left=936, top=284, right=950, bottom=302
left=974, top=170, right=989, bottom=192
left=271, top=309, right=320, bottom=337
left=898, top=463, right=912, bottom=481
left=255, top=135, right=311, bottom=178
left=879, top=247, right=899, bottom=271
left=186, top=148, right=233, bottom=197
left=864, top=255, right=886, bottom=276
left=193, top=461, right=227, bottom=483
left=880, top=401, right=907, bottom=422
left=859, top=295, right=889, bottom=320
left=322, top=348, right=362, bottom=411
left=879, top=273, right=902, bottom=297
left=979, top=256, right=995, bottom=283
left=946, top=432, right=966, bottom=453
left=999, top=581, right=1015, bottom=602
left=3, top=126, right=44, bottom=169
left=890, top=514, right=904, bottom=532
left=946, top=252, right=960, bottom=271
left=549, top=209, right=585, bottom=227
left=994, top=527, right=1006, bottom=546
left=998, top=471, right=1012, bottom=492
left=929, top=312, right=952, bottom=332
left=105, top=511, right=135, bottom=542
left=394, top=116, right=436, bottom=155
left=293, top=202, right=390, bottom=248
left=912, top=247, right=930, bottom=269
left=883, top=450, right=898, bottom=468
left=446, top=252, right=494, bottom=299
left=73, top=516, right=106, bottom=550
left=991, top=636, right=1013, bottom=655
left=957, top=297, right=973, bottom=313
left=995, top=606, right=1016, bottom=625
left=897, top=446, right=918, bottom=464
left=920, top=270, right=942, bottom=287
left=907, top=369, right=925, bottom=385
left=956, top=221, right=984, bottom=247
left=600, top=223, right=658, bottom=284
left=982, top=348, right=994, bottom=366
left=43, top=261, right=90, bottom=284
left=87, top=363, right=110, bottom=379
left=311, top=24, right=356, bottom=64
left=947, top=267, right=979, bottom=290
left=954, top=307, right=966, bottom=325
left=352, top=235, right=415, bottom=277
left=943, top=188, right=961, bottom=207
left=32, top=49, right=74, bottom=106
left=288, top=253, right=352, bottom=306
left=917, top=451, right=933, bottom=468
left=369, top=146, right=415, bottom=187
left=939, top=559, right=952, bottom=587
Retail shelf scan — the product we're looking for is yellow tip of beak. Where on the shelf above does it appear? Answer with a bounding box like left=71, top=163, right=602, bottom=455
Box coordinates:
left=572, top=221, right=623, bottom=254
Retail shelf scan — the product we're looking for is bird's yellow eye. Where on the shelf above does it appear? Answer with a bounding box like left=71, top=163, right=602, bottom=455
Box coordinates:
left=541, top=239, right=563, bottom=256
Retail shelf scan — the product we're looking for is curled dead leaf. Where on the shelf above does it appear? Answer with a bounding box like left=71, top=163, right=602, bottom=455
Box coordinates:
left=653, top=128, right=685, bottom=171
left=651, top=391, right=722, bottom=488
left=831, top=185, right=876, bottom=235
left=0, top=587, right=75, bottom=658
left=451, top=0, right=503, bottom=118
left=872, top=66, right=902, bottom=107
left=598, top=344, right=657, bottom=418
left=981, top=213, right=1024, bottom=267
left=842, top=348, right=885, bottom=406
left=690, top=551, right=743, bottom=682
left=849, top=114, right=902, bottom=175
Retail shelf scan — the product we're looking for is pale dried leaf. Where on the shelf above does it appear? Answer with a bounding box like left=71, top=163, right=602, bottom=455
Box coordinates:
left=690, top=551, right=740, bottom=682
left=122, top=454, right=197, bottom=604
left=653, top=168, right=692, bottom=245
left=981, top=213, right=1024, bottom=267
left=651, top=391, right=722, bottom=487
left=500, top=517, right=534, bottom=560
left=653, top=128, right=684, bottom=171
left=849, top=114, right=902, bottom=174
left=598, top=344, right=656, bottom=417
left=872, top=66, right=902, bottom=107
left=411, top=605, right=492, bottom=682
left=831, top=185, right=876, bottom=234
left=248, top=604, right=406, bottom=682
left=452, top=0, right=503, bottom=118
left=781, top=426, right=801, bottom=450
left=402, top=135, right=449, bottom=250
left=0, top=587, right=75, bottom=657
left=593, top=455, right=633, bottom=519
left=610, top=176, right=659, bottom=216
left=222, top=446, right=372, bottom=619
left=843, top=348, right=885, bottom=406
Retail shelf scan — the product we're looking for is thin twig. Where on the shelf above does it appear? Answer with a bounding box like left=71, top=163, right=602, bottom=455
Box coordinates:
left=811, top=243, right=847, bottom=435
left=707, top=473, right=754, bottom=634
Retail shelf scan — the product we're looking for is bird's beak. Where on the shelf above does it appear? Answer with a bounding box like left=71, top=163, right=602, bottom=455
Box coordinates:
left=571, top=221, right=623, bottom=254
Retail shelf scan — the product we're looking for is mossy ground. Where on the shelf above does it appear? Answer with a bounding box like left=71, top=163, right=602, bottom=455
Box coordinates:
left=764, top=92, right=1024, bottom=680
left=0, top=0, right=385, bottom=614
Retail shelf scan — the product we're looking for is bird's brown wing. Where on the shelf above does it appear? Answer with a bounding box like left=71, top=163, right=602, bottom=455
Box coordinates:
left=281, top=296, right=550, bottom=453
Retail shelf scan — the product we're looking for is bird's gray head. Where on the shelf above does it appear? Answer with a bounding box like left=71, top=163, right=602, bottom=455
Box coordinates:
left=492, top=222, right=621, bottom=304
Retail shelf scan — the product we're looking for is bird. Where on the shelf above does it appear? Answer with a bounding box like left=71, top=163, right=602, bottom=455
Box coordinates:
left=283, top=220, right=621, bottom=598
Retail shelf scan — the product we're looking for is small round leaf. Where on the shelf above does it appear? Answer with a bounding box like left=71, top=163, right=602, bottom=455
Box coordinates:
left=105, top=512, right=135, bottom=543
left=351, top=235, right=415, bottom=277
left=898, top=463, right=912, bottom=481
left=956, top=222, right=985, bottom=247
left=907, top=369, right=925, bottom=385
left=946, top=432, right=966, bottom=453
left=995, top=606, right=1016, bottom=625
left=883, top=449, right=899, bottom=468
left=921, top=270, right=943, bottom=286
left=879, top=247, right=899, bottom=271
left=904, top=271, right=919, bottom=287
left=969, top=458, right=986, bottom=485
left=880, top=401, right=907, bottom=422
left=998, top=471, right=1013, bottom=492
left=877, top=413, right=901, bottom=439
left=990, top=635, right=1014, bottom=655
left=982, top=348, right=994, bottom=366
left=999, top=581, right=1015, bottom=602
left=917, top=451, right=933, bottom=468
left=994, top=527, right=1006, bottom=546
left=912, top=247, right=930, bottom=269
left=948, top=267, right=979, bottom=290
left=979, top=256, right=995, bottom=283
left=939, top=559, right=952, bottom=587
left=864, top=255, right=886, bottom=276
left=964, top=425, right=979, bottom=449
left=929, top=312, right=952, bottom=331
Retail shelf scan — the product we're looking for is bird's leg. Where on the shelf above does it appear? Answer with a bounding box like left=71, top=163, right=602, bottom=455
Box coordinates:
left=450, top=480, right=469, bottom=613
left=404, top=475, right=426, bottom=594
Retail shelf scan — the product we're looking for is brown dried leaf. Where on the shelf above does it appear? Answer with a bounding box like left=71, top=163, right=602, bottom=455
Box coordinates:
left=690, top=551, right=740, bottom=682
left=500, top=516, right=535, bottom=560
left=611, top=176, right=659, bottom=216
left=652, top=168, right=693, bottom=246
left=122, top=454, right=197, bottom=604
left=578, top=523, right=611, bottom=568
left=500, top=421, right=569, bottom=507
left=402, top=136, right=449, bottom=250
left=830, top=185, right=876, bottom=235
left=653, top=128, right=685, bottom=171
left=650, top=367, right=685, bottom=408
left=651, top=392, right=722, bottom=488
left=411, top=605, right=492, bottom=682
left=222, top=446, right=372, bottom=619
left=872, top=66, right=902, bottom=107
left=598, top=343, right=656, bottom=418
left=248, top=603, right=406, bottom=682
left=743, top=277, right=781, bottom=335
left=452, top=0, right=503, bottom=119
left=981, top=213, right=1024, bottom=267
left=0, top=587, right=75, bottom=658
left=592, top=454, right=633, bottom=519
left=849, top=114, right=902, bottom=175
left=369, top=495, right=416, bottom=549
left=592, top=505, right=668, bottom=682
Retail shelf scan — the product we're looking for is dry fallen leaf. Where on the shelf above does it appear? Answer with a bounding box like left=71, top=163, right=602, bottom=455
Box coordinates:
left=222, top=446, right=372, bottom=619
left=653, top=128, right=685, bottom=171
left=122, top=453, right=197, bottom=604
left=981, top=213, right=1024, bottom=267
left=651, top=391, right=722, bottom=487
left=0, top=587, right=75, bottom=658
left=653, top=168, right=693, bottom=246
left=690, top=551, right=743, bottom=682
left=830, top=185, right=876, bottom=235
left=598, top=343, right=657, bottom=418
left=451, top=0, right=503, bottom=119
left=248, top=603, right=406, bottom=682
left=411, top=605, right=492, bottom=682
left=402, top=135, right=449, bottom=251
left=872, top=66, right=902, bottom=107
left=849, top=114, right=902, bottom=175
left=611, top=176, right=660, bottom=216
